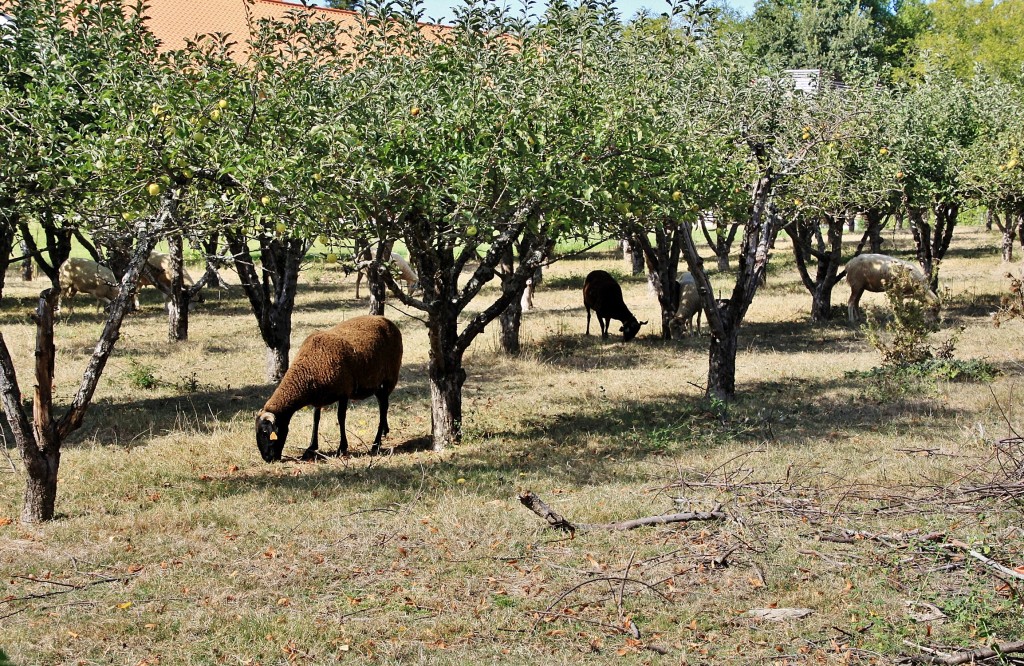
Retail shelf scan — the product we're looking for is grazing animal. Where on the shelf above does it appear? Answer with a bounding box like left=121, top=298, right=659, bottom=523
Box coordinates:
left=845, top=253, right=939, bottom=323
left=140, top=252, right=205, bottom=308
left=57, top=258, right=120, bottom=313
left=583, top=270, right=647, bottom=341
left=669, top=272, right=703, bottom=339
left=256, top=316, right=403, bottom=463
left=354, top=251, right=419, bottom=298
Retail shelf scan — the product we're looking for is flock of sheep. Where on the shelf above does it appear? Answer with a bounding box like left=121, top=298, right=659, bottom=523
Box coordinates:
left=53, top=248, right=937, bottom=462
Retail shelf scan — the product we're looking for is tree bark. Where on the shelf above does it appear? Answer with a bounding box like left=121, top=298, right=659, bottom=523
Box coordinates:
left=1000, top=206, right=1020, bottom=263
left=17, top=210, right=73, bottom=289
left=788, top=213, right=845, bottom=323
left=21, top=239, right=34, bottom=281
left=633, top=226, right=681, bottom=340
left=0, top=220, right=13, bottom=300
left=910, top=201, right=959, bottom=292
left=679, top=164, right=780, bottom=400
left=498, top=248, right=523, bottom=355
left=0, top=216, right=159, bottom=523
left=367, top=240, right=393, bottom=317
left=622, top=239, right=644, bottom=276
left=166, top=235, right=190, bottom=342
left=427, top=310, right=465, bottom=451
left=707, top=321, right=738, bottom=400
left=226, top=228, right=305, bottom=383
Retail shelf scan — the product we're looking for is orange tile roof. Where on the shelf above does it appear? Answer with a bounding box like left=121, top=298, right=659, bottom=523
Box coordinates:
left=142, top=0, right=363, bottom=55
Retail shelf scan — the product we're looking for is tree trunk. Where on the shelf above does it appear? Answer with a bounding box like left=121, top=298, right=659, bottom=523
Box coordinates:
left=367, top=240, right=393, bottom=317
left=166, top=235, right=190, bottom=342
left=18, top=211, right=73, bottom=289
left=226, top=228, right=304, bottom=383
left=427, top=309, right=464, bottom=451
left=0, top=221, right=13, bottom=299
left=20, top=240, right=33, bottom=281
left=622, top=239, right=645, bottom=276
left=846, top=213, right=856, bottom=232
left=633, top=227, right=681, bottom=340
left=1001, top=207, right=1019, bottom=263
left=707, top=325, right=738, bottom=400
left=810, top=282, right=833, bottom=322
left=498, top=249, right=522, bottom=355
left=717, top=253, right=729, bottom=271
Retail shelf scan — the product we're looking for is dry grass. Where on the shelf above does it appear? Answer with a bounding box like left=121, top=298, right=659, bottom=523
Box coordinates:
left=1, top=226, right=1023, bottom=665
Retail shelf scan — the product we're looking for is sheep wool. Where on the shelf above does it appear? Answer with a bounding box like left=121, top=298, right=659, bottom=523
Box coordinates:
left=256, top=315, right=403, bottom=462
left=845, top=253, right=940, bottom=324
left=583, top=270, right=646, bottom=342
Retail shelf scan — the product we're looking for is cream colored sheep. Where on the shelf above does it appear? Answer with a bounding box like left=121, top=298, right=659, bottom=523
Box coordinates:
left=139, top=252, right=204, bottom=307
left=57, top=258, right=120, bottom=313
left=669, top=272, right=703, bottom=339
left=845, top=253, right=939, bottom=323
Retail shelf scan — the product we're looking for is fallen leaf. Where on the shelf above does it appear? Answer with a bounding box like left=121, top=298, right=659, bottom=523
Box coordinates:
left=118, top=601, right=133, bottom=610
left=0, top=518, right=13, bottom=527
left=746, top=608, right=813, bottom=621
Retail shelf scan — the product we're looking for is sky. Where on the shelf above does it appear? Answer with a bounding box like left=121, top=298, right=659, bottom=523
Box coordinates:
left=310, top=0, right=758, bottom=24
left=410, top=0, right=758, bottom=23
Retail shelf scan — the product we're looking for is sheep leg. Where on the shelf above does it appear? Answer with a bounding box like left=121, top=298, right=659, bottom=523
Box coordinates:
left=300, top=406, right=322, bottom=461
left=848, top=286, right=863, bottom=324
left=334, top=397, right=349, bottom=457
left=600, top=316, right=610, bottom=339
left=370, top=388, right=390, bottom=455
left=585, top=307, right=591, bottom=335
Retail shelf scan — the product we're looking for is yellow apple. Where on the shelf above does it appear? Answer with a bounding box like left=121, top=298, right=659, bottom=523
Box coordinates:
left=209, top=109, right=221, bottom=122
left=672, top=191, right=683, bottom=201
left=275, top=222, right=287, bottom=234
left=879, top=147, right=889, bottom=155
left=313, top=173, right=323, bottom=182
left=466, top=225, right=478, bottom=237
left=217, top=99, right=228, bottom=110
left=326, top=253, right=338, bottom=264
left=147, top=182, right=162, bottom=197
left=121, top=211, right=132, bottom=221
left=410, top=106, right=421, bottom=117
left=261, top=196, right=272, bottom=206
left=802, top=132, right=810, bottom=140
left=1008, top=159, right=1019, bottom=169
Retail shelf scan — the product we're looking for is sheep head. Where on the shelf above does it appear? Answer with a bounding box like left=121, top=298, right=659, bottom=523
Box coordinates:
left=620, top=318, right=646, bottom=342
left=256, top=411, right=288, bottom=463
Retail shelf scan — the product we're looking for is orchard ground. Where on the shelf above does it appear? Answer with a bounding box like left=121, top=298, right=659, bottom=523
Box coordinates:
left=1, top=225, right=1022, bottom=664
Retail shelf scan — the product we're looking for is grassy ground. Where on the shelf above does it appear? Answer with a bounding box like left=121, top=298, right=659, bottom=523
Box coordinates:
left=1, top=226, right=1023, bottom=665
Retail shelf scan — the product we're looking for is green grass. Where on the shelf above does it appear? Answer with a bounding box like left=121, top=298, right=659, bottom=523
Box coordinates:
left=1, top=226, right=1023, bottom=664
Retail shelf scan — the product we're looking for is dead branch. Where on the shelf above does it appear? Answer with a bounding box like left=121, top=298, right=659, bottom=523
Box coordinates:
left=946, top=539, right=1024, bottom=583
left=518, top=491, right=726, bottom=534
left=900, top=640, right=1024, bottom=665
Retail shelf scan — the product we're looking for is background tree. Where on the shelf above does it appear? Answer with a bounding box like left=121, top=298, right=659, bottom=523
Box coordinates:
left=0, top=0, right=173, bottom=523
left=911, top=0, right=1024, bottom=83
left=330, top=0, right=617, bottom=450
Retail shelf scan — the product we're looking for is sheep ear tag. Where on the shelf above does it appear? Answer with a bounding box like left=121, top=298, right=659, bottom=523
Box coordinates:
left=269, top=431, right=279, bottom=441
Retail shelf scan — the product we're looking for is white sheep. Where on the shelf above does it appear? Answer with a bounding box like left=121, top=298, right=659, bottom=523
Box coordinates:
left=256, top=315, right=404, bottom=462
left=57, top=258, right=120, bottom=313
left=669, top=272, right=703, bottom=339
left=845, top=253, right=939, bottom=323
left=354, top=251, right=419, bottom=298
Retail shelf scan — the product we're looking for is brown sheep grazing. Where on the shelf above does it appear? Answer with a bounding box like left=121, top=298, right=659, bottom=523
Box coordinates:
left=583, top=270, right=647, bottom=341
left=57, top=258, right=120, bottom=313
left=845, top=253, right=939, bottom=324
left=256, top=316, right=403, bottom=463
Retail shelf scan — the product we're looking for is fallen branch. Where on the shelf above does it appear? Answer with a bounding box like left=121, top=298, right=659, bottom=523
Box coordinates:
left=900, top=640, right=1024, bottom=665
left=518, top=491, right=726, bottom=534
left=946, top=539, right=1024, bottom=583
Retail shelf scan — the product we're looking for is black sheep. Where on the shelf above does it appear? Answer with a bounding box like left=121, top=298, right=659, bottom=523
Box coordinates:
left=582, top=270, right=646, bottom=341
left=256, top=316, right=403, bottom=462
